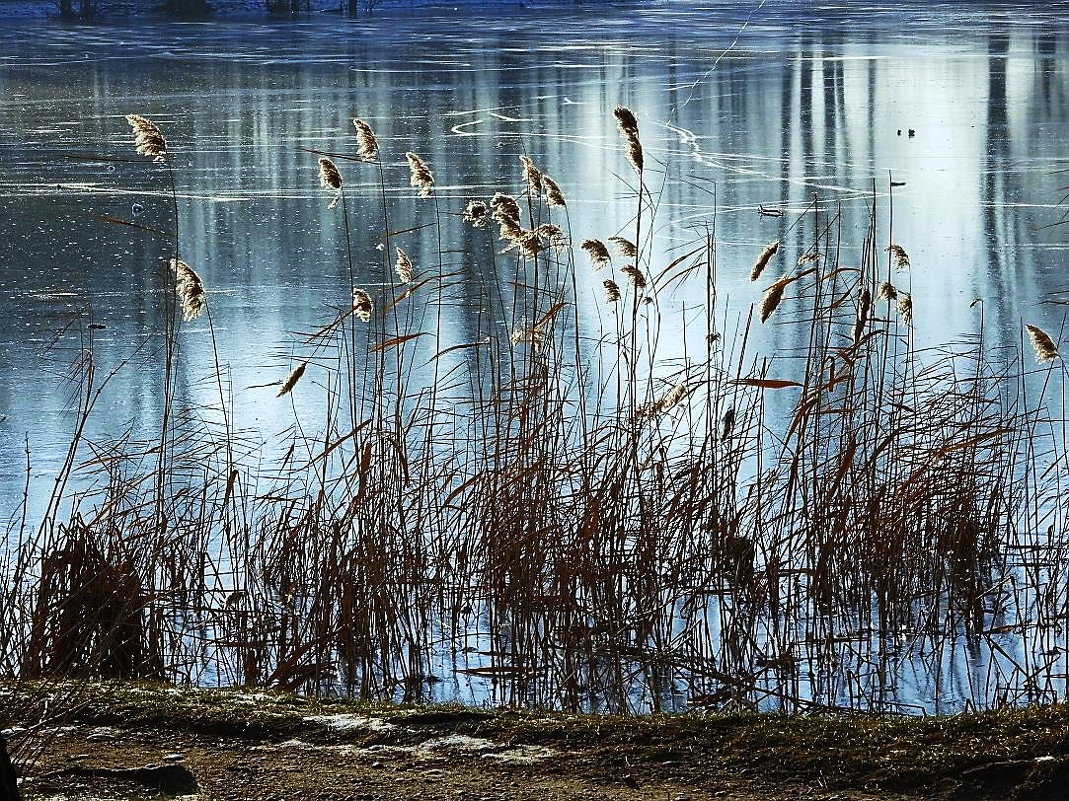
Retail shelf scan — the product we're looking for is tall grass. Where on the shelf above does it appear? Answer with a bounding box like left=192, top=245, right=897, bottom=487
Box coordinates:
left=1, top=108, right=1066, bottom=716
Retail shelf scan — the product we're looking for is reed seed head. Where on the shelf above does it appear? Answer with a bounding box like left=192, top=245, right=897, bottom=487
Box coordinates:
left=1026, top=324, right=1059, bottom=363
left=352, top=117, right=380, bottom=162
left=463, top=199, right=490, bottom=227
left=542, top=175, right=566, bottom=207
left=535, top=223, right=567, bottom=250
left=608, top=236, right=637, bottom=258
left=276, top=361, right=307, bottom=398
left=394, top=247, right=413, bottom=283
left=352, top=288, right=373, bottom=322
left=603, top=279, right=621, bottom=303
left=507, top=230, right=545, bottom=259
left=318, top=157, right=342, bottom=191
left=497, top=217, right=523, bottom=242
left=405, top=152, right=434, bottom=197
left=886, top=244, right=911, bottom=269
left=896, top=292, right=913, bottom=326
left=625, top=138, right=644, bottom=173
left=125, top=114, right=167, bottom=163
left=750, top=239, right=780, bottom=282
left=490, top=192, right=521, bottom=223
left=171, top=259, right=205, bottom=321
left=519, top=155, right=543, bottom=194
left=582, top=239, right=611, bottom=269
left=759, top=275, right=789, bottom=323
left=878, top=281, right=898, bottom=301
left=613, top=106, right=639, bottom=137
left=620, top=264, right=647, bottom=290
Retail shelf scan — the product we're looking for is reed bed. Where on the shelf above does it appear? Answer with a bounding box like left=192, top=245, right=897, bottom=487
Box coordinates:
left=0, top=109, right=1066, bottom=717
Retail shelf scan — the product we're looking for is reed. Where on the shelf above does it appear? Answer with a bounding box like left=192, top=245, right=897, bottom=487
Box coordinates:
left=4, top=106, right=1066, bottom=724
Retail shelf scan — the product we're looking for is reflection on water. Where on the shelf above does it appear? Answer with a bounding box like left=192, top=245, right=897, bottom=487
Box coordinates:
left=0, top=2, right=1067, bottom=710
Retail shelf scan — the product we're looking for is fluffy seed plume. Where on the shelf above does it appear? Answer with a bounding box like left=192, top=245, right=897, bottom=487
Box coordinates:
left=1026, top=324, right=1060, bottom=363
left=490, top=192, right=520, bottom=223
left=394, top=247, right=413, bottom=283
left=896, top=293, right=913, bottom=326
left=886, top=244, right=911, bottom=269
left=608, top=236, right=637, bottom=258
left=853, top=286, right=872, bottom=346
left=519, top=155, right=543, bottom=194
left=352, top=118, right=380, bottom=162
left=582, top=239, right=611, bottom=269
left=638, top=382, right=690, bottom=421
left=172, top=259, right=205, bottom=321
left=542, top=175, right=566, bottom=207
left=318, top=157, right=342, bottom=190
left=507, top=231, right=545, bottom=259
left=878, top=281, right=898, bottom=301
left=613, top=106, right=639, bottom=137
left=603, top=279, right=621, bottom=303
left=750, top=239, right=780, bottom=282
left=535, top=223, right=567, bottom=250
left=352, top=288, right=373, bottom=322
left=613, top=106, right=643, bottom=174
left=620, top=264, right=647, bottom=290
left=125, top=114, right=167, bottom=163
left=405, top=152, right=434, bottom=197
left=463, top=199, right=490, bottom=227
left=497, top=217, right=523, bottom=242
left=760, top=275, right=790, bottom=323
left=277, top=361, right=307, bottom=398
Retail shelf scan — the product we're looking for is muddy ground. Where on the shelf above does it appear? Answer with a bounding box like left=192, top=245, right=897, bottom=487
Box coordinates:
left=2, top=683, right=1068, bottom=801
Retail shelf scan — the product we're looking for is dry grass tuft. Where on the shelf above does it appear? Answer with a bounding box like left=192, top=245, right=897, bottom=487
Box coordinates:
left=172, top=259, right=206, bottom=321
left=750, top=239, right=780, bottom=282
left=1026, top=324, right=1060, bottom=363
left=125, top=114, right=167, bottom=163
left=405, top=152, right=434, bottom=197
left=351, top=118, right=380, bottom=162
left=276, top=361, right=307, bottom=398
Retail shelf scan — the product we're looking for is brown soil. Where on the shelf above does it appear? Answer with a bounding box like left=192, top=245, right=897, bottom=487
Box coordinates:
left=3, top=683, right=1068, bottom=801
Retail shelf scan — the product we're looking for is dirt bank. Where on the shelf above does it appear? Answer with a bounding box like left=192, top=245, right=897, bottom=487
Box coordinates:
left=2, top=683, right=1068, bottom=801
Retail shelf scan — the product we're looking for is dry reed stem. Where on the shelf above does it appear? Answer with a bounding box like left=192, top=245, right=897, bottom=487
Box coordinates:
left=542, top=175, right=566, bottom=207
left=277, top=361, right=307, bottom=397
left=750, top=239, right=780, bottom=282
left=603, top=279, right=621, bottom=302
left=463, top=200, right=490, bottom=227
left=886, top=244, right=911, bottom=269
left=351, top=118, right=380, bottom=162
left=394, top=247, right=413, bottom=283
left=352, top=289, right=373, bottom=322
left=1026, top=324, right=1059, bottom=362
left=172, top=259, right=205, bottom=321
left=609, top=236, right=637, bottom=258
left=405, top=152, right=434, bottom=197
left=125, top=114, right=167, bottom=163
left=760, top=275, right=789, bottom=323
left=582, top=239, right=611, bottom=269
left=520, top=155, right=543, bottom=194
left=621, top=265, right=647, bottom=290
